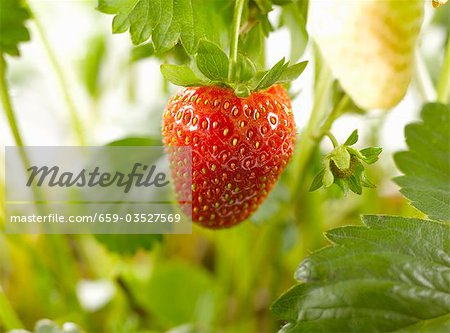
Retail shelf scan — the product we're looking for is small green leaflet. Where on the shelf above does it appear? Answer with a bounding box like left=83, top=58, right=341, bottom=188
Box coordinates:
left=161, top=64, right=205, bottom=87
left=272, top=216, right=450, bottom=333
left=394, top=102, right=450, bottom=221
left=97, top=0, right=232, bottom=55
left=195, top=39, right=229, bottom=82
left=252, top=58, right=307, bottom=92
left=0, top=0, right=31, bottom=56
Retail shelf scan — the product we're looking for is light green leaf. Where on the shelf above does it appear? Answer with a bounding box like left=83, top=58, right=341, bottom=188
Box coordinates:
left=93, top=136, right=164, bottom=255
left=359, top=147, right=382, bottom=164
left=276, top=61, right=308, bottom=83
left=79, top=34, right=107, bottom=99
left=195, top=40, right=229, bottom=82
left=344, top=129, right=358, bottom=146
left=323, top=167, right=334, bottom=188
left=236, top=53, right=256, bottom=83
left=394, top=103, right=450, bottom=222
left=135, top=262, right=216, bottom=326
left=331, top=146, right=350, bottom=170
left=160, top=64, right=205, bottom=87
left=94, top=234, right=162, bottom=255
left=272, top=216, right=450, bottom=333
left=0, top=0, right=31, bottom=56
left=97, top=0, right=231, bottom=54
left=254, top=58, right=288, bottom=91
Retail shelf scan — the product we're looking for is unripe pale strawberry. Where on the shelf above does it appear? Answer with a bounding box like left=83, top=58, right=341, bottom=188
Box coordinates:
left=308, top=0, right=424, bottom=109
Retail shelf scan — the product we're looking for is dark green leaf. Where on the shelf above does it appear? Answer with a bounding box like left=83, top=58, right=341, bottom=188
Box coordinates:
left=347, top=174, right=362, bottom=194
left=276, top=61, right=308, bottom=83
left=195, top=40, right=229, bottom=82
left=272, top=216, right=450, bottom=332
left=344, top=129, right=358, bottom=146
left=97, top=0, right=232, bottom=54
left=254, top=58, right=288, bottom=91
left=160, top=64, right=205, bottom=87
left=0, top=0, right=31, bottom=56
left=394, top=103, right=450, bottom=221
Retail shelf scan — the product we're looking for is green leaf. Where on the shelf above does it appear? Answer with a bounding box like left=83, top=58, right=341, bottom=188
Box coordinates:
left=276, top=61, right=308, bottom=83
left=344, top=129, right=358, bottom=146
left=95, top=136, right=164, bottom=255
left=253, top=58, right=288, bottom=91
left=97, top=0, right=232, bottom=54
left=272, top=216, right=450, bottom=333
left=331, top=146, right=350, bottom=170
left=106, top=136, right=161, bottom=146
left=309, top=169, right=324, bottom=192
left=0, top=0, right=31, bottom=56
left=135, top=262, right=216, bottom=326
left=394, top=103, right=450, bottom=222
left=160, top=64, right=205, bottom=87
left=236, top=53, right=256, bottom=83
left=323, top=167, right=334, bottom=188
left=347, top=174, right=362, bottom=194
left=130, top=42, right=154, bottom=62
left=359, top=147, right=382, bottom=164
left=195, top=40, right=229, bottom=82
left=94, top=234, right=162, bottom=255
left=79, top=34, right=107, bottom=99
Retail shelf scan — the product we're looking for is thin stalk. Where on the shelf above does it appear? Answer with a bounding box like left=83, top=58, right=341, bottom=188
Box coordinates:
left=0, top=56, right=26, bottom=148
left=324, top=131, right=339, bottom=148
left=31, top=6, right=85, bottom=145
left=0, top=285, right=23, bottom=330
left=290, top=63, right=333, bottom=196
left=437, top=38, right=450, bottom=104
left=414, top=49, right=436, bottom=102
left=228, top=0, right=245, bottom=82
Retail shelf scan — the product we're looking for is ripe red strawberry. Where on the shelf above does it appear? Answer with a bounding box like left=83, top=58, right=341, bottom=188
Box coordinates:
left=162, top=85, right=296, bottom=228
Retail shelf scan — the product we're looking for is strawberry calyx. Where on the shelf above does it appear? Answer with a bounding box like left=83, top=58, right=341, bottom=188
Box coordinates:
left=310, top=130, right=382, bottom=195
left=160, top=39, right=307, bottom=98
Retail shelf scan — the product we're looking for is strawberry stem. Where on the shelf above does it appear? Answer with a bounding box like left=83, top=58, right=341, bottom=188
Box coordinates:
left=0, top=55, right=25, bottom=148
left=437, top=38, right=450, bottom=104
left=31, top=4, right=86, bottom=145
left=325, top=131, right=339, bottom=148
left=228, top=0, right=245, bottom=82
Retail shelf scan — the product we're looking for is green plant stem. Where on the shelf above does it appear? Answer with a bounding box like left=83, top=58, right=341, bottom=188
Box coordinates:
left=31, top=7, right=85, bottom=145
left=290, top=64, right=333, bottom=197
left=437, top=38, right=450, bottom=104
left=0, top=285, right=23, bottom=330
left=325, top=131, right=339, bottom=148
left=414, top=49, right=436, bottom=102
left=228, top=0, right=245, bottom=82
left=0, top=56, right=26, bottom=148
